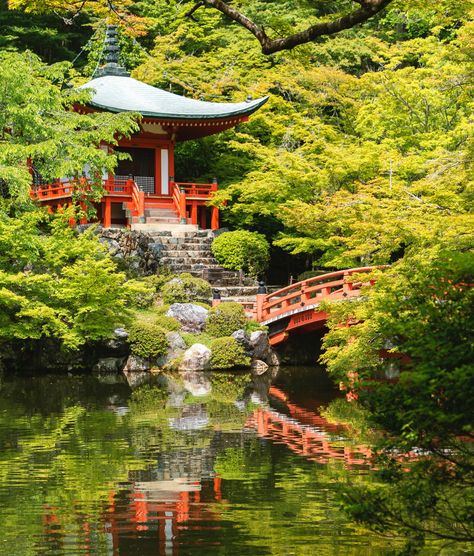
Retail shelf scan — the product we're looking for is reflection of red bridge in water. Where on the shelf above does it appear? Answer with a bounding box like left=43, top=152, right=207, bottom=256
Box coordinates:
left=246, top=386, right=372, bottom=468
left=248, top=267, right=380, bottom=346
left=42, top=387, right=371, bottom=554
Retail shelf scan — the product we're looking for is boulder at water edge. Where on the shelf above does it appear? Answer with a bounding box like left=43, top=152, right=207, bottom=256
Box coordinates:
left=249, top=330, right=271, bottom=360
left=231, top=329, right=253, bottom=355
left=156, top=331, right=187, bottom=368
left=123, top=354, right=151, bottom=372
left=181, top=343, right=212, bottom=371
left=166, top=303, right=209, bottom=333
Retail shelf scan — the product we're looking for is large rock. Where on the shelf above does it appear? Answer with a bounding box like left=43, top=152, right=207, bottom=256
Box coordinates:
left=166, top=303, right=208, bottom=333
left=92, top=357, right=126, bottom=373
left=249, top=331, right=270, bottom=360
left=231, top=329, right=252, bottom=355
left=181, top=343, right=212, bottom=371
left=156, top=332, right=187, bottom=368
left=123, top=354, right=151, bottom=372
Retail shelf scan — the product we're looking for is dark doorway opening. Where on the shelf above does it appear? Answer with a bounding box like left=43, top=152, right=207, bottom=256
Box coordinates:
left=115, top=147, right=155, bottom=194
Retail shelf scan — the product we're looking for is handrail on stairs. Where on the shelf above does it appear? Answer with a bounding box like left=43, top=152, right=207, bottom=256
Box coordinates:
left=129, top=178, right=145, bottom=223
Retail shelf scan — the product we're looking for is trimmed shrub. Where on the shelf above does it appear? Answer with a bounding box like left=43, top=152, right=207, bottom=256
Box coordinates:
left=210, top=337, right=250, bottom=369
left=161, top=273, right=212, bottom=304
left=153, top=315, right=181, bottom=331
left=127, top=321, right=168, bottom=359
left=211, top=230, right=270, bottom=277
left=206, top=302, right=247, bottom=337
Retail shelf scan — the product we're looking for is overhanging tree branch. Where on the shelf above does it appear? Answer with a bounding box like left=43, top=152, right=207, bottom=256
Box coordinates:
left=201, top=0, right=395, bottom=54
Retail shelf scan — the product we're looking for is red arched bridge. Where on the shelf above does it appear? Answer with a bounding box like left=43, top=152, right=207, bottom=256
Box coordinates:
left=249, top=267, right=380, bottom=346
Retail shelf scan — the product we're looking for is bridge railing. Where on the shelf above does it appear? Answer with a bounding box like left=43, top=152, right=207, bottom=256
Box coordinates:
left=257, top=266, right=379, bottom=322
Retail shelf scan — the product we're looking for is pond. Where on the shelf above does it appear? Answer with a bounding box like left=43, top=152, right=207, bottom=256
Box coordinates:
left=0, top=366, right=405, bottom=555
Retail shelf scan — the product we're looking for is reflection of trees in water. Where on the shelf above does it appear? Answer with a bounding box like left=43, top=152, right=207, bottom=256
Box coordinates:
left=0, top=367, right=383, bottom=555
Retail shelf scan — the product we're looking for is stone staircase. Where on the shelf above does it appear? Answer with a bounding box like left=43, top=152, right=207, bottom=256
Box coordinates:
left=149, top=230, right=258, bottom=297
left=144, top=207, right=180, bottom=225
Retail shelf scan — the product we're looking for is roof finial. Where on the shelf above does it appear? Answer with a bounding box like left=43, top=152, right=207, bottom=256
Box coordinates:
left=94, top=24, right=130, bottom=78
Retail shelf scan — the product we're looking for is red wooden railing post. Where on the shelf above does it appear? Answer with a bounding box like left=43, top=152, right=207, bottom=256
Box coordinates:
left=179, top=188, right=187, bottom=224
left=343, top=271, right=353, bottom=294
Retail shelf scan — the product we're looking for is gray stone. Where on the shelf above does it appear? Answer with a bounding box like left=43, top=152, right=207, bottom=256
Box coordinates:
left=249, top=330, right=270, bottom=360
left=114, top=327, right=129, bottom=339
left=181, top=343, right=212, bottom=371
left=148, top=242, right=163, bottom=257
left=251, top=359, right=269, bottom=375
left=93, top=357, right=126, bottom=373
left=167, top=331, right=186, bottom=351
left=123, top=354, right=151, bottom=372
left=166, top=303, right=208, bottom=333
left=156, top=332, right=187, bottom=368
left=231, top=329, right=252, bottom=355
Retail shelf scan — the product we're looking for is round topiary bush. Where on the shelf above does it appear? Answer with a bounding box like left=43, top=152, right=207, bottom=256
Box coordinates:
left=206, top=302, right=247, bottom=337
left=211, top=230, right=270, bottom=277
left=161, top=273, right=212, bottom=304
left=127, top=321, right=168, bottom=359
left=210, top=337, right=250, bottom=369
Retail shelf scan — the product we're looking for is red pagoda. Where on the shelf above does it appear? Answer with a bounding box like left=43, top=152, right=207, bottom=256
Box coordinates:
left=31, top=25, right=267, bottom=230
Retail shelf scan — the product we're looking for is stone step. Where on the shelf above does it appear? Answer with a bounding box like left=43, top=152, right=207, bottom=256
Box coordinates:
left=158, top=237, right=213, bottom=245
left=159, top=257, right=217, bottom=265
left=131, top=223, right=198, bottom=232
left=145, top=217, right=181, bottom=224
left=161, top=249, right=214, bottom=257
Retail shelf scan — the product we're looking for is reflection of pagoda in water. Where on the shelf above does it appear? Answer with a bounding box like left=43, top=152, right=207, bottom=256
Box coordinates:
left=41, top=369, right=373, bottom=554
left=96, top=371, right=371, bottom=554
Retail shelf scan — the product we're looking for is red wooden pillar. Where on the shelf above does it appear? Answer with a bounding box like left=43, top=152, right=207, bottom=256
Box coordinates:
left=79, top=202, right=88, bottom=225
left=211, top=206, right=219, bottom=230
left=191, top=202, right=198, bottom=225
left=104, top=198, right=112, bottom=228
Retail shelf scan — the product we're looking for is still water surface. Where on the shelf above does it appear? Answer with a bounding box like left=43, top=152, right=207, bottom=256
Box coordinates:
left=0, top=367, right=403, bottom=555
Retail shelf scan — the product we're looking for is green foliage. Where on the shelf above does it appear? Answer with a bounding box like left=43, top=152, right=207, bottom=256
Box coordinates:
left=211, top=230, right=270, bottom=276
left=206, top=302, right=247, bottom=337
left=0, top=50, right=138, bottom=205
left=126, top=321, right=168, bottom=359
left=161, top=273, right=212, bottom=304
left=209, top=336, right=250, bottom=370
left=0, top=212, right=149, bottom=349
left=321, top=247, right=474, bottom=549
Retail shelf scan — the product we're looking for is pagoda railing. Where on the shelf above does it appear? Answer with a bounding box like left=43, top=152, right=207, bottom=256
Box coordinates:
left=170, top=180, right=219, bottom=229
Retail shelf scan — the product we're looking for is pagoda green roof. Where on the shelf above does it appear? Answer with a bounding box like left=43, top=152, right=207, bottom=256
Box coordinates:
left=80, top=75, right=268, bottom=120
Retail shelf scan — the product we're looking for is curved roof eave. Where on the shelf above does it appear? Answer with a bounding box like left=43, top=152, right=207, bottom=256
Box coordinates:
left=79, top=75, right=269, bottom=121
